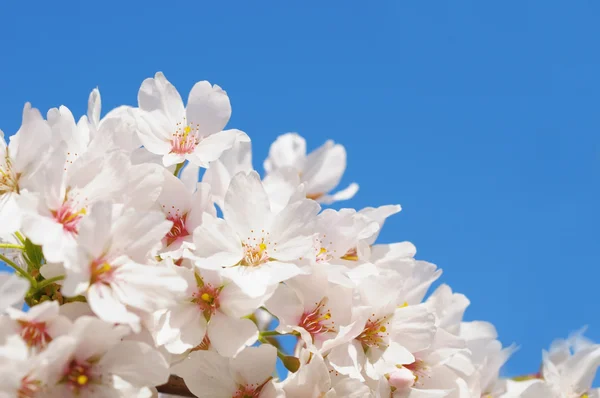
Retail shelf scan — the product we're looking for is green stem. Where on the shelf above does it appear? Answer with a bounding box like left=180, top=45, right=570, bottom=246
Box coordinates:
left=0, top=253, right=36, bottom=288
left=173, top=162, right=184, bottom=177
left=260, top=330, right=283, bottom=337
left=14, top=232, right=25, bottom=244
left=35, top=275, right=65, bottom=292
left=0, top=243, right=24, bottom=250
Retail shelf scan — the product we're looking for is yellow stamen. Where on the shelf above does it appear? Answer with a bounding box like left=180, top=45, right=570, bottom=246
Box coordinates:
left=64, top=208, right=87, bottom=223
left=399, top=302, right=409, bottom=308
left=200, top=293, right=212, bottom=302
left=100, top=263, right=111, bottom=273
left=379, top=326, right=387, bottom=333
left=183, top=125, right=191, bottom=138
left=319, top=247, right=327, bottom=255
left=259, top=243, right=267, bottom=252
left=77, top=375, right=88, bottom=385
left=341, top=254, right=358, bottom=261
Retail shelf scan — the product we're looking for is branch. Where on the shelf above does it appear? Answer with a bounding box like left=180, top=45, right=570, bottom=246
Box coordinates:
left=156, top=375, right=195, bottom=397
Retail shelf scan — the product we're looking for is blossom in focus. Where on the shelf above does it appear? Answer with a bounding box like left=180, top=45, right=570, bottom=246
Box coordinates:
left=188, top=171, right=320, bottom=297
left=134, top=72, right=249, bottom=168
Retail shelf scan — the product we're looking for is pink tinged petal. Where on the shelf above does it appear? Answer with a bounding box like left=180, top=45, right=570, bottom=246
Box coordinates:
left=99, top=340, right=169, bottom=386
left=208, top=312, right=258, bottom=358
left=0, top=273, right=29, bottom=311
left=231, top=344, right=277, bottom=386
left=172, top=350, right=237, bottom=398
left=186, top=81, right=232, bottom=137
left=263, top=132, right=307, bottom=173
left=138, top=72, right=185, bottom=122
left=224, top=171, right=273, bottom=237
left=191, top=213, right=244, bottom=269
left=87, top=283, right=141, bottom=332
left=318, top=182, right=359, bottom=205
left=187, top=129, right=246, bottom=168
left=264, top=283, right=304, bottom=331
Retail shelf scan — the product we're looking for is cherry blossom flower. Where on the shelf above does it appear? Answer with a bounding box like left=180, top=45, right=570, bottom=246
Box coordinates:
left=188, top=171, right=319, bottom=297
left=264, top=133, right=359, bottom=204
left=134, top=72, right=249, bottom=168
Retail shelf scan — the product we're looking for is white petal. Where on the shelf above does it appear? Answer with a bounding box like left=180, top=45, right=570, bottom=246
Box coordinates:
left=187, top=129, right=245, bottom=168
left=186, top=81, right=232, bottom=137
left=263, top=133, right=306, bottom=173
left=264, top=283, right=303, bottom=330
left=231, top=344, right=277, bottom=385
left=269, top=199, right=320, bottom=261
left=172, top=350, right=236, bottom=398
left=99, top=340, right=169, bottom=386
left=224, top=171, right=273, bottom=237
left=303, top=141, right=347, bottom=195
left=208, top=312, right=258, bottom=357
left=0, top=273, right=29, bottom=312
left=190, top=213, right=244, bottom=269
left=87, top=283, right=140, bottom=332
left=318, top=182, right=359, bottom=204
left=138, top=72, right=185, bottom=122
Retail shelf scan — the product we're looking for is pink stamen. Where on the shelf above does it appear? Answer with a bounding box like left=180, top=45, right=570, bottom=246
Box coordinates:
left=299, top=297, right=335, bottom=338
left=18, top=320, right=51, bottom=349
left=52, top=203, right=86, bottom=234
left=165, top=214, right=190, bottom=246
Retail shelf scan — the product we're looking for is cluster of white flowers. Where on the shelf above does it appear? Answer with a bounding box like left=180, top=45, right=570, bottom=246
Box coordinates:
left=0, top=72, right=598, bottom=398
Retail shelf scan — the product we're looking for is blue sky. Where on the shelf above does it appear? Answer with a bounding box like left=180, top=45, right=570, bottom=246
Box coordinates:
left=1, top=1, right=599, bottom=379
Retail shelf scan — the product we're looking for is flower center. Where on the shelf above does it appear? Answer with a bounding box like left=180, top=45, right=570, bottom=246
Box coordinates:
left=52, top=202, right=87, bottom=234
left=170, top=121, right=200, bottom=154
left=191, top=335, right=211, bottom=352
left=18, top=320, right=52, bottom=349
left=356, top=314, right=391, bottom=348
left=18, top=377, right=41, bottom=398
left=340, top=247, right=358, bottom=261
left=299, top=297, right=336, bottom=338
left=403, top=359, right=428, bottom=385
left=316, top=246, right=332, bottom=263
left=90, top=259, right=115, bottom=285
left=240, top=240, right=270, bottom=267
left=232, top=379, right=271, bottom=398
left=62, top=359, right=94, bottom=394
left=0, top=155, right=19, bottom=195
left=192, top=283, right=221, bottom=317
left=165, top=213, right=190, bottom=246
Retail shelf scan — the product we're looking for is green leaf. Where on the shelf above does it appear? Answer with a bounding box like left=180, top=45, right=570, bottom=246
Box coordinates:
left=23, top=239, right=44, bottom=271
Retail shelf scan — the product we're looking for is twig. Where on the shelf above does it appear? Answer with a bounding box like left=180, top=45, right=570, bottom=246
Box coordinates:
left=156, top=375, right=195, bottom=397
